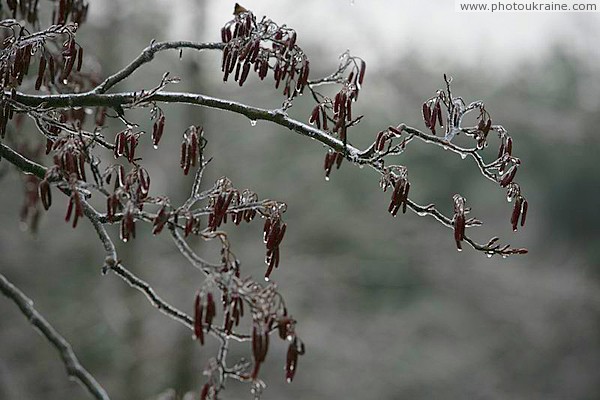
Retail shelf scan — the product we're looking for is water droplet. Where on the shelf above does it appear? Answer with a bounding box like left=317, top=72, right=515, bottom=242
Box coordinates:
left=325, top=176, right=330, bottom=181
left=153, top=144, right=159, bottom=150
left=122, top=237, right=128, bottom=243
left=507, top=196, right=513, bottom=202
left=486, top=253, right=493, bottom=258
left=286, top=378, right=292, bottom=383
left=443, top=145, right=448, bottom=151
left=460, top=153, right=467, bottom=160
left=62, top=79, right=68, bottom=85
left=417, top=211, right=427, bottom=216
left=250, top=120, right=257, bottom=126
left=457, top=248, right=463, bottom=252
left=502, top=254, right=508, bottom=259
left=264, top=276, right=270, bottom=282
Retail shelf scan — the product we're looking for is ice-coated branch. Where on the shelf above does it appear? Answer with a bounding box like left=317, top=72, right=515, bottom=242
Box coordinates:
left=10, top=90, right=356, bottom=157
left=92, top=41, right=225, bottom=94
left=7, top=90, right=497, bottom=186
left=0, top=273, right=110, bottom=400
left=0, top=143, right=251, bottom=342
left=0, top=4, right=531, bottom=398
left=0, top=97, right=516, bottom=258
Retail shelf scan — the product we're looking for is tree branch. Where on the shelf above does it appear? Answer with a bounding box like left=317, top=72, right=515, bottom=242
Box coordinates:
left=0, top=143, right=250, bottom=342
left=0, top=105, right=516, bottom=257
left=0, top=273, right=110, bottom=400
left=92, top=41, right=225, bottom=94
left=8, top=90, right=505, bottom=186
left=0, top=141, right=46, bottom=177
left=12, top=90, right=356, bottom=158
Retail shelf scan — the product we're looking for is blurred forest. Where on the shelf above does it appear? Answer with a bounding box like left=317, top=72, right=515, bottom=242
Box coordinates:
left=1, top=1, right=599, bottom=399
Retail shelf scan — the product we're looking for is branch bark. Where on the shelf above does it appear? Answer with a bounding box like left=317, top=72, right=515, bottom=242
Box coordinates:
left=0, top=142, right=252, bottom=341
left=92, top=41, right=225, bottom=94
left=0, top=273, right=110, bottom=400
left=11, top=90, right=356, bottom=158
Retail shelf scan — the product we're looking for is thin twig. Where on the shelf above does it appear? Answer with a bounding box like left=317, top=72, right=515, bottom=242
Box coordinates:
left=82, top=199, right=250, bottom=342
left=10, top=90, right=501, bottom=185
left=0, top=143, right=251, bottom=340
left=92, top=41, right=225, bottom=94
left=0, top=138, right=513, bottom=256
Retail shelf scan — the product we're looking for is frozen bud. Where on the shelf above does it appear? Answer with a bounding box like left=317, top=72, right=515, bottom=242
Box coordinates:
left=435, top=101, right=443, bottom=127
left=497, top=141, right=505, bottom=159
left=511, top=196, right=523, bottom=231
left=114, top=131, right=125, bottom=158
left=422, top=103, right=432, bottom=129
left=35, top=56, right=46, bottom=90
left=375, top=131, right=385, bottom=152
left=482, top=118, right=492, bottom=134
left=309, top=106, right=320, bottom=128
left=205, top=292, right=216, bottom=330
left=76, top=46, right=84, bottom=72
left=520, top=199, right=528, bottom=227
left=184, top=215, right=196, bottom=237
left=137, top=167, right=150, bottom=195
left=358, top=59, right=366, bottom=86
left=452, top=194, right=467, bottom=250
left=120, top=207, right=136, bottom=242
left=194, top=292, right=205, bottom=345
left=200, top=383, right=210, bottom=400
left=505, top=136, right=513, bottom=155
left=152, top=114, right=165, bottom=148
left=152, top=205, right=169, bottom=235
left=126, top=134, right=137, bottom=163
left=48, top=56, right=55, bottom=84
left=39, top=180, right=52, bottom=210
left=65, top=191, right=83, bottom=228
left=500, top=165, right=518, bottom=187
left=285, top=337, right=305, bottom=383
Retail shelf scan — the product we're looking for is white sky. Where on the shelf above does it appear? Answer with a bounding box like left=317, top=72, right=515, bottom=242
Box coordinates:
left=90, top=0, right=600, bottom=77
left=188, top=1, right=600, bottom=73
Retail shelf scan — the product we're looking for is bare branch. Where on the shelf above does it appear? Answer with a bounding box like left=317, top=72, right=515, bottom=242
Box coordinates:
left=82, top=194, right=251, bottom=342
left=0, top=273, right=110, bottom=400
left=0, top=143, right=250, bottom=341
left=11, top=90, right=355, bottom=157
left=0, top=4, right=531, bottom=397
left=0, top=111, right=515, bottom=258
left=92, top=41, right=225, bottom=94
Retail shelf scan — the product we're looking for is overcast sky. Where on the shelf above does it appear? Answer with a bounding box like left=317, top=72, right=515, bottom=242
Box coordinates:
left=88, top=0, right=600, bottom=80
left=165, top=0, right=600, bottom=73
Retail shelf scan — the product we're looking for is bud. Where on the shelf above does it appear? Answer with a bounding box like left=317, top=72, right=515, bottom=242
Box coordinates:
left=35, top=56, right=46, bottom=90
left=39, top=180, right=52, bottom=210
left=194, top=292, right=205, bottom=345
left=152, top=114, right=165, bottom=148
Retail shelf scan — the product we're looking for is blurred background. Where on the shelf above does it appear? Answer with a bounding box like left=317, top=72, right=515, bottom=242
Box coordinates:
left=1, top=0, right=599, bottom=399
